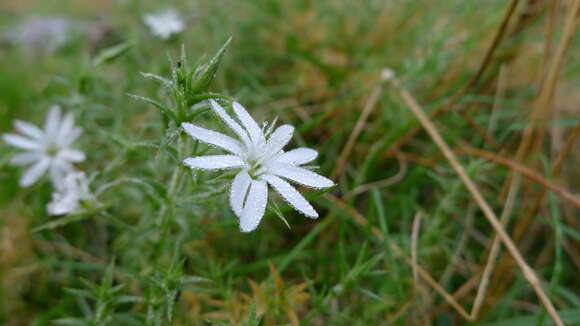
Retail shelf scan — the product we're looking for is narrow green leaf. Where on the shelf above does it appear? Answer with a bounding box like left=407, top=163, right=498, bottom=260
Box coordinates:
left=93, top=40, right=134, bottom=67
left=191, top=37, right=232, bottom=93
left=33, top=204, right=110, bottom=232
left=140, top=72, right=173, bottom=88
left=127, top=93, right=177, bottom=121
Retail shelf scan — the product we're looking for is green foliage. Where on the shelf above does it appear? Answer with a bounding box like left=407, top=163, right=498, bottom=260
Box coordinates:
left=132, top=38, right=233, bottom=127
left=0, top=0, right=578, bottom=325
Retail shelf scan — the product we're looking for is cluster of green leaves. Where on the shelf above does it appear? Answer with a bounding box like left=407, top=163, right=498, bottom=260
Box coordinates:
left=130, top=38, right=233, bottom=127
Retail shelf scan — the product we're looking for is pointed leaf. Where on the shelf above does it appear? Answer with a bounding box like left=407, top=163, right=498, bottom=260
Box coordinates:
left=191, top=37, right=232, bottom=92
left=93, top=40, right=134, bottom=66
left=127, top=93, right=176, bottom=120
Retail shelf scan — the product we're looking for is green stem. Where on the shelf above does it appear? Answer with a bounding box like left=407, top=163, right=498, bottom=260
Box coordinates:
left=535, top=192, right=564, bottom=326
left=155, top=134, right=187, bottom=261
left=186, top=93, right=236, bottom=107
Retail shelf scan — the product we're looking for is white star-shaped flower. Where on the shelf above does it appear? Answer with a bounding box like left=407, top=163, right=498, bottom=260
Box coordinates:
left=3, top=105, right=85, bottom=188
left=47, top=171, right=93, bottom=216
left=143, top=9, right=185, bottom=40
left=182, top=100, right=334, bottom=232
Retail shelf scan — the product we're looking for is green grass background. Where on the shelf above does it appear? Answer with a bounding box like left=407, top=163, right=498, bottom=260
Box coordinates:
left=1, top=0, right=579, bottom=325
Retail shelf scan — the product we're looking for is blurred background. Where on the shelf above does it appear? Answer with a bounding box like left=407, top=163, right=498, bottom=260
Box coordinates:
left=0, top=0, right=579, bottom=325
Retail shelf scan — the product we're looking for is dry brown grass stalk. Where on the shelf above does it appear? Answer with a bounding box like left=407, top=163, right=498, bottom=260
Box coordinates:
left=323, top=194, right=472, bottom=320
left=411, top=212, right=423, bottom=286
left=331, top=84, right=383, bottom=179
left=470, top=174, right=521, bottom=319
left=456, top=146, right=580, bottom=210
left=390, top=78, right=564, bottom=326
left=345, top=154, right=408, bottom=199
left=384, top=0, right=521, bottom=157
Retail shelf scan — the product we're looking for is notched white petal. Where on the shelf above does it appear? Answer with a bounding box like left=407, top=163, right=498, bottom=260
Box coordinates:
left=262, top=174, right=318, bottom=218
left=14, top=120, right=43, bottom=139
left=275, top=148, right=318, bottom=165
left=57, top=112, right=75, bottom=144
left=44, top=105, right=62, bottom=139
left=209, top=100, right=251, bottom=147
left=62, top=127, right=83, bottom=147
left=232, top=102, right=264, bottom=144
left=264, top=124, right=294, bottom=157
left=267, top=163, right=334, bottom=189
left=240, top=180, right=268, bottom=233
left=10, top=152, right=42, bottom=166
left=20, top=157, right=50, bottom=187
left=3, top=134, right=42, bottom=150
left=181, top=122, right=243, bottom=155
left=183, top=155, right=245, bottom=170
left=230, top=171, right=252, bottom=217
left=59, top=149, right=86, bottom=162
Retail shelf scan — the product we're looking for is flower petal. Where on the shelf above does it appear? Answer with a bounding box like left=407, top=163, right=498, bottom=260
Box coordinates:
left=14, top=120, right=44, bottom=139
left=261, top=174, right=318, bottom=218
left=56, top=112, right=75, bottom=145
left=59, top=149, right=86, bottom=162
left=230, top=170, right=252, bottom=217
left=49, top=160, right=74, bottom=189
left=210, top=100, right=251, bottom=147
left=47, top=193, right=79, bottom=216
left=275, top=148, right=318, bottom=165
left=232, top=102, right=264, bottom=144
left=240, top=180, right=268, bottom=233
left=267, top=163, right=334, bottom=189
left=20, top=157, right=50, bottom=187
left=182, top=123, right=243, bottom=155
left=10, top=152, right=42, bottom=166
left=44, top=105, right=62, bottom=139
left=3, top=134, right=42, bottom=150
left=183, top=155, right=245, bottom=170
left=262, top=124, right=294, bottom=159
left=61, top=127, right=83, bottom=147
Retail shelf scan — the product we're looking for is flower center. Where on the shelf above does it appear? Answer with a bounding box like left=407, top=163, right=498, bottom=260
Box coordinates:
left=45, top=143, right=60, bottom=157
left=246, top=158, right=263, bottom=178
left=243, top=142, right=274, bottom=179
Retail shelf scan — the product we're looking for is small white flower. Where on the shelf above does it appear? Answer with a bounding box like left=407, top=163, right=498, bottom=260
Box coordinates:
left=380, top=68, right=395, bottom=81
left=182, top=100, right=334, bottom=232
left=3, top=105, right=85, bottom=188
left=47, top=171, right=93, bottom=216
left=143, top=9, right=185, bottom=40
left=4, top=16, right=70, bottom=55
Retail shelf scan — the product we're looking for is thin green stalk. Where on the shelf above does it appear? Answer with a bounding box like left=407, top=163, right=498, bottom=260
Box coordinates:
left=371, top=188, right=403, bottom=299
left=535, top=192, right=564, bottom=326
left=155, top=133, right=188, bottom=261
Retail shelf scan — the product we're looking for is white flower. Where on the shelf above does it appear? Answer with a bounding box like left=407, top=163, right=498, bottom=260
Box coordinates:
left=3, top=105, right=85, bottom=187
left=4, top=16, right=70, bottom=55
left=182, top=100, right=334, bottom=232
left=47, top=171, right=93, bottom=216
left=380, top=68, right=395, bottom=81
left=143, top=9, right=185, bottom=40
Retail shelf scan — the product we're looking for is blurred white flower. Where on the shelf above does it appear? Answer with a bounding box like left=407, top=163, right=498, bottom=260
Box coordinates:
left=3, top=105, right=85, bottom=188
left=144, top=9, right=185, bottom=40
left=4, top=16, right=70, bottom=54
left=47, top=171, right=93, bottom=216
left=381, top=68, right=395, bottom=81
left=182, top=100, right=334, bottom=232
